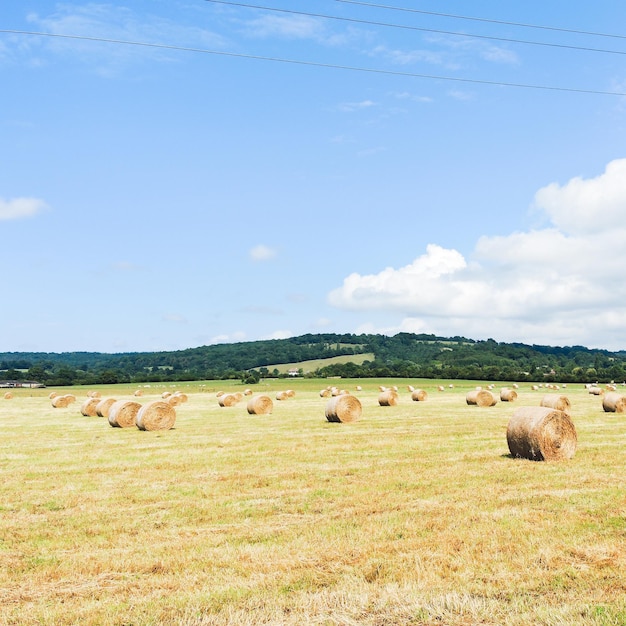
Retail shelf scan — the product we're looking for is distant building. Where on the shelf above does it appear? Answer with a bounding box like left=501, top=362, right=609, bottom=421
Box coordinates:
left=288, top=369, right=300, bottom=377
left=0, top=380, right=45, bottom=388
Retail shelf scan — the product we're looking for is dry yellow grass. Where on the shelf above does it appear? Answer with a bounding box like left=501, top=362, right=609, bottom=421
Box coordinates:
left=0, top=380, right=624, bottom=625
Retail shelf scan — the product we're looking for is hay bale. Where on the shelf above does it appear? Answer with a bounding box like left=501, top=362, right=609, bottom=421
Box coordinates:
left=540, top=394, right=571, bottom=414
left=378, top=389, right=399, bottom=406
left=136, top=400, right=176, bottom=431
left=247, top=395, right=273, bottom=415
left=48, top=391, right=58, bottom=400
left=506, top=406, right=577, bottom=461
left=80, top=397, right=101, bottom=417
left=319, top=388, right=332, bottom=398
left=4, top=392, right=13, bottom=400
left=588, top=386, right=603, bottom=396
left=437, top=385, right=445, bottom=392
left=243, top=388, right=253, bottom=396
left=285, top=389, right=295, bottom=398
left=95, top=397, right=117, bottom=418
left=325, top=395, right=362, bottom=423
left=133, top=389, right=144, bottom=397
left=167, top=392, right=188, bottom=406
left=411, top=389, right=428, bottom=402
left=51, top=394, right=75, bottom=408
left=276, top=391, right=290, bottom=401
left=500, top=388, right=518, bottom=402
left=218, top=393, right=239, bottom=407
left=108, top=400, right=142, bottom=428
left=87, top=390, right=101, bottom=398
left=161, top=391, right=172, bottom=399
left=602, top=391, right=626, bottom=413
left=466, top=389, right=497, bottom=407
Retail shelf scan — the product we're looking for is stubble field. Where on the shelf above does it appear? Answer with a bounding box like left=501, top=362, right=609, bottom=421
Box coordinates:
left=0, top=378, right=624, bottom=625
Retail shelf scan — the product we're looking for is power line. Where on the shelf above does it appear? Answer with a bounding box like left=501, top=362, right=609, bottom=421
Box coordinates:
left=335, top=0, right=626, bottom=42
left=3, top=29, right=626, bottom=96
left=205, top=0, right=626, bottom=57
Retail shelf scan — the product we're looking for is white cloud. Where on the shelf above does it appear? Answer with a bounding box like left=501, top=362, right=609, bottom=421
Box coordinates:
left=328, top=159, right=626, bottom=349
left=249, top=244, right=277, bottom=262
left=245, top=15, right=325, bottom=40
left=162, top=313, right=187, bottom=324
left=264, top=329, right=293, bottom=340
left=0, top=197, right=48, bottom=220
left=209, top=331, right=246, bottom=345
left=337, top=100, right=377, bottom=113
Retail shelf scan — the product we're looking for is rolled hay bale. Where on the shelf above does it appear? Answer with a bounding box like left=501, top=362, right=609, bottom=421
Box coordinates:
left=133, top=389, right=144, bottom=397
left=355, top=385, right=362, bottom=391
left=246, top=395, right=273, bottom=415
left=80, top=397, right=101, bottom=417
left=378, top=389, right=399, bottom=406
left=437, top=385, right=445, bottom=392
left=411, top=389, right=428, bottom=402
left=602, top=391, right=626, bottom=413
left=51, top=394, right=75, bottom=408
left=4, top=392, right=13, bottom=400
left=243, top=388, right=253, bottom=396
left=540, top=394, right=571, bottom=414
left=285, top=389, right=296, bottom=398
left=588, top=387, right=603, bottom=396
left=136, top=400, right=176, bottom=431
left=325, top=394, right=362, bottom=423
left=161, top=391, right=172, bottom=399
left=466, top=389, right=497, bottom=407
left=319, top=388, right=332, bottom=398
left=48, top=391, right=58, bottom=400
left=108, top=400, right=142, bottom=428
left=500, top=388, right=518, bottom=402
left=95, top=397, right=117, bottom=418
left=506, top=406, right=577, bottom=461
left=407, top=385, right=415, bottom=392
left=218, top=393, right=239, bottom=407
left=276, top=391, right=290, bottom=401
left=87, top=390, right=101, bottom=399
left=167, top=392, right=188, bottom=407
left=216, top=391, right=224, bottom=398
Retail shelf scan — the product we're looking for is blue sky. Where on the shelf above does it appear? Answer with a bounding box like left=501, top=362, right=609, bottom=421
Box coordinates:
left=2, top=1, right=626, bottom=353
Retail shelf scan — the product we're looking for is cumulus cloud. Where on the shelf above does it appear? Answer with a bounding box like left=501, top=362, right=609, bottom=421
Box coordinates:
left=328, top=159, right=626, bottom=349
left=249, top=244, right=277, bottom=262
left=0, top=197, right=48, bottom=220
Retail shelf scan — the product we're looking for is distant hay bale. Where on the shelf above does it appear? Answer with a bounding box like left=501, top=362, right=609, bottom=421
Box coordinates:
left=48, top=391, right=58, bottom=400
left=411, top=389, right=428, bottom=402
left=355, top=385, right=362, bottom=391
left=378, top=389, right=399, bottom=406
left=161, top=391, right=172, bottom=399
left=602, top=391, right=626, bottom=413
left=167, top=392, right=188, bottom=407
left=500, top=388, right=518, bottom=402
left=4, top=392, right=13, bottom=400
left=407, top=385, right=415, bottom=392
left=87, top=390, right=101, bottom=398
left=133, top=389, right=144, bottom=397
left=243, top=388, right=253, bottom=396
left=512, top=383, right=519, bottom=389
left=218, top=393, right=239, bottom=407
left=540, top=394, right=571, bottom=414
left=108, top=400, right=142, bottom=428
left=216, top=391, right=224, bottom=398
left=51, top=394, right=76, bottom=408
left=285, top=389, right=295, bottom=398
left=136, top=400, right=176, bottom=431
left=325, top=395, right=362, bottom=423
left=506, top=406, right=577, bottom=461
left=95, top=397, right=117, bottom=418
left=466, top=390, right=497, bottom=407
left=276, top=391, right=290, bottom=401
left=588, top=387, right=603, bottom=396
left=80, top=397, right=101, bottom=417
left=319, top=388, right=332, bottom=398
left=247, top=395, right=273, bottom=415
left=438, top=385, right=445, bottom=392
left=531, top=385, right=539, bottom=391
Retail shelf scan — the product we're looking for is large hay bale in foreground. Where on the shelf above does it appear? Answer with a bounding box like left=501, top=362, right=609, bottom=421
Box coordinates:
left=108, top=400, right=142, bottom=428
left=540, top=394, right=571, bottom=414
left=602, top=391, right=626, bottom=413
left=506, top=406, right=577, bottom=461
left=95, top=397, right=117, bottom=418
left=500, top=388, right=518, bottom=402
left=378, top=389, right=399, bottom=406
left=80, top=397, right=101, bottom=417
left=411, top=389, right=428, bottom=402
left=466, top=389, right=497, bottom=407
left=136, top=400, right=176, bottom=431
left=325, top=395, right=362, bottom=423
left=247, top=395, right=273, bottom=415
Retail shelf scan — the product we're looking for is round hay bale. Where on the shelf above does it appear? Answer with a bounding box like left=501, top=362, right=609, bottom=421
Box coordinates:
left=602, top=391, right=626, bottom=413
left=161, top=391, right=172, bottom=399
left=52, top=394, right=74, bottom=408
left=136, top=400, right=176, bottom=431
left=87, top=390, right=101, bottom=399
left=411, top=389, right=428, bottom=402
left=4, top=392, right=13, bottom=400
left=285, top=389, right=296, bottom=398
left=247, top=395, right=273, bottom=415
left=48, top=391, right=58, bottom=400
left=218, top=393, right=239, bottom=407
left=276, top=391, right=290, bottom=401
left=325, top=395, right=362, bottom=423
left=466, top=389, right=497, bottom=407
left=133, top=389, right=144, bottom=397
left=167, top=392, right=188, bottom=406
left=108, top=400, right=142, bottom=428
left=243, top=388, right=253, bottom=396
left=506, top=406, right=577, bottom=461
left=500, top=388, right=518, bottom=402
left=319, top=388, right=332, bottom=398
left=95, top=397, right=117, bottom=418
left=588, top=386, right=603, bottom=396
left=437, top=385, right=445, bottom=392
left=378, top=389, right=399, bottom=406
left=540, top=394, right=571, bottom=414
left=80, top=397, right=101, bottom=417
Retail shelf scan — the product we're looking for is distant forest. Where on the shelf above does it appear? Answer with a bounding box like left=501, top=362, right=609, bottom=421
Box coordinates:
left=1, top=333, right=625, bottom=387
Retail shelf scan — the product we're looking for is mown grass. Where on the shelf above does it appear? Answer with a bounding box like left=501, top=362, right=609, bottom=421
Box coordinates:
left=0, top=379, right=624, bottom=625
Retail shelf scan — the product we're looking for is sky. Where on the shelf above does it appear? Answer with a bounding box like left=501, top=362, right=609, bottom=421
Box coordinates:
left=2, top=1, right=626, bottom=354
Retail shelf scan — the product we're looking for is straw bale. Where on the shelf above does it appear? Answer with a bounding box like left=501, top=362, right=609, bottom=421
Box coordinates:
left=95, top=397, right=117, bottom=418
left=411, top=389, right=428, bottom=402
left=136, top=400, right=176, bottom=431
left=167, top=392, right=188, bottom=407
left=133, top=389, right=144, bottom=397
left=286, top=389, right=296, bottom=398
left=108, top=400, right=142, bottom=428
left=276, top=391, right=290, bottom=401
left=378, top=389, right=399, bottom=406
left=325, top=395, right=362, bottom=423
left=506, top=406, right=577, bottom=461
left=87, top=390, right=101, bottom=399
left=500, top=388, right=518, bottom=402
left=319, top=388, right=332, bottom=398
left=466, top=389, right=497, bottom=407
left=243, top=388, right=253, bottom=396
left=355, top=385, right=362, bottom=391
left=588, top=387, right=603, bottom=396
left=602, top=391, right=626, bottom=413
left=48, top=391, right=58, bottom=400
left=407, top=385, right=415, bottom=392
left=438, top=386, right=445, bottom=392
left=80, top=397, right=101, bottom=417
left=4, top=392, right=13, bottom=400
left=51, top=394, right=75, bottom=408
left=246, top=395, right=273, bottom=415
left=218, top=393, right=239, bottom=407
left=540, top=394, right=571, bottom=414
left=161, top=391, right=172, bottom=399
